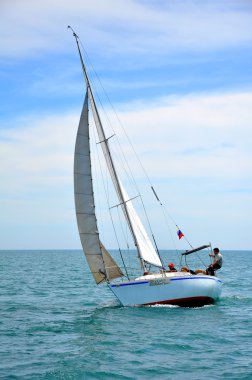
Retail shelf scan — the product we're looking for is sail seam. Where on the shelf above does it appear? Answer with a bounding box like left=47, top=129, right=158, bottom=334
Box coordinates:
left=79, top=232, right=98, bottom=234
left=76, top=212, right=95, bottom=215
left=75, top=190, right=92, bottom=194
left=75, top=153, right=90, bottom=156
left=74, top=173, right=91, bottom=176
left=76, top=133, right=89, bottom=137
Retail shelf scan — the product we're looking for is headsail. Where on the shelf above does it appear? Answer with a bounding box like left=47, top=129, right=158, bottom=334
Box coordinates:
left=119, top=184, right=162, bottom=267
left=74, top=91, right=123, bottom=283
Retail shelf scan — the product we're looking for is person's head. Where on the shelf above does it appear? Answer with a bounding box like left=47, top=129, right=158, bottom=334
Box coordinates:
left=213, top=247, right=219, bottom=254
left=168, top=262, right=174, bottom=269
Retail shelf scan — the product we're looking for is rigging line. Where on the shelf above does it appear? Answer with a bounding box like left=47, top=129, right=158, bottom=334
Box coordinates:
left=92, top=119, right=113, bottom=225
left=91, top=111, right=129, bottom=279
left=84, top=63, right=146, bottom=272
left=159, top=202, right=181, bottom=266
left=73, top=42, right=121, bottom=156
left=109, top=195, right=140, bottom=210
left=195, top=252, right=208, bottom=268
left=69, top=27, right=187, bottom=252
left=151, top=185, right=194, bottom=250
left=151, top=185, right=191, bottom=267
left=116, top=205, right=130, bottom=257
left=109, top=209, right=130, bottom=280
left=74, top=33, right=164, bottom=255
left=116, top=204, right=143, bottom=277
left=151, top=185, right=179, bottom=255
left=151, top=186, right=179, bottom=228
left=90, top=116, right=104, bottom=237
left=70, top=27, right=141, bottom=277
left=99, top=150, right=165, bottom=269
left=179, top=232, right=193, bottom=250
left=92, top=96, right=141, bottom=203
left=195, top=244, right=211, bottom=268
left=77, top=36, right=148, bottom=199
left=71, top=28, right=193, bottom=266
left=85, top=77, right=137, bottom=191
left=96, top=129, right=131, bottom=279
left=115, top=208, right=136, bottom=271
left=97, top=143, right=130, bottom=280
left=78, top=35, right=153, bottom=187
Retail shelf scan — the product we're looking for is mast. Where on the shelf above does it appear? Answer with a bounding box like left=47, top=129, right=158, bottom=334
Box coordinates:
left=69, top=27, right=147, bottom=271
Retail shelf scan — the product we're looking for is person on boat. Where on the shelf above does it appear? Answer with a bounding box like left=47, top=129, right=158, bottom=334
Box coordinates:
left=181, top=266, right=196, bottom=275
left=206, top=247, right=223, bottom=276
left=168, top=263, right=177, bottom=272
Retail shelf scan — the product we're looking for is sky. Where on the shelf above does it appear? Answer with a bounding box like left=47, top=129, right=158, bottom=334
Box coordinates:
left=0, top=0, right=252, bottom=250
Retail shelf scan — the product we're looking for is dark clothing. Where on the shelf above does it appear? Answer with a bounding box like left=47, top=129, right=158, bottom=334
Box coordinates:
left=206, top=263, right=221, bottom=276
left=189, top=269, right=196, bottom=275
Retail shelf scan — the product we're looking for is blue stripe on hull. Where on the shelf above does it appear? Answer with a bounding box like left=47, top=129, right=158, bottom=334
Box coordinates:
left=111, top=281, right=148, bottom=288
left=171, top=276, right=222, bottom=283
left=110, top=276, right=222, bottom=288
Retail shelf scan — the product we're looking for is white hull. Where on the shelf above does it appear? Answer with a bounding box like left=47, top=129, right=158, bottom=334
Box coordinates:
left=109, top=272, right=222, bottom=307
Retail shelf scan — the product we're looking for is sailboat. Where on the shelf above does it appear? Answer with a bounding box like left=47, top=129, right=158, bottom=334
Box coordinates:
left=70, top=27, right=222, bottom=307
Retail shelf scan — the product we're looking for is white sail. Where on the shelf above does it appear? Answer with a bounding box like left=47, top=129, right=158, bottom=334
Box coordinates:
left=74, top=91, right=123, bottom=283
left=120, top=184, right=162, bottom=267
left=87, top=86, right=162, bottom=268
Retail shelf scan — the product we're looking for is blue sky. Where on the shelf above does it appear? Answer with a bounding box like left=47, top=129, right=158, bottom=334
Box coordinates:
left=0, top=0, right=252, bottom=250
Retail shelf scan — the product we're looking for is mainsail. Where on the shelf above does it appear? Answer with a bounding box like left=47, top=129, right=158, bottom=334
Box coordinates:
left=74, top=91, right=123, bottom=284
left=100, top=243, right=124, bottom=280
left=74, top=33, right=162, bottom=271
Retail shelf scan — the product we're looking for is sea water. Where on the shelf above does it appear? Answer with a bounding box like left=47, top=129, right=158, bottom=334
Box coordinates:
left=0, top=250, right=251, bottom=379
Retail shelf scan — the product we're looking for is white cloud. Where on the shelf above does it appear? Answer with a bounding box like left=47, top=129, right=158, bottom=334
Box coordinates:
left=1, top=0, right=252, bottom=59
left=0, top=90, right=251, bottom=249
left=0, top=112, right=77, bottom=195
left=112, top=92, right=252, bottom=181
left=1, top=0, right=251, bottom=250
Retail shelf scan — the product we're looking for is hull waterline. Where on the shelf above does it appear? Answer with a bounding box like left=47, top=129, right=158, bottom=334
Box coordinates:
left=108, top=272, right=222, bottom=307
